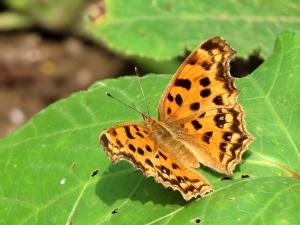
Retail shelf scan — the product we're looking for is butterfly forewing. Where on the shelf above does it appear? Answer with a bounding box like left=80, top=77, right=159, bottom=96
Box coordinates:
left=100, top=123, right=213, bottom=200
left=158, top=37, right=238, bottom=123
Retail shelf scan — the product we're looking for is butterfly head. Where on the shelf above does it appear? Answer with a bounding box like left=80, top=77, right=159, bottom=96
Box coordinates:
left=142, top=114, right=154, bottom=125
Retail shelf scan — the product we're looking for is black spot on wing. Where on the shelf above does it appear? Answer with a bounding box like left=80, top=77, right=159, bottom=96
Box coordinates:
left=202, top=131, right=213, bottom=144
left=199, top=77, right=210, bottom=87
left=133, top=125, right=140, bottom=131
left=223, top=132, right=232, bottom=141
left=135, top=132, right=144, bottom=138
left=220, top=142, right=227, bottom=152
left=201, top=39, right=223, bottom=51
left=175, top=94, right=183, bottom=106
left=145, top=145, right=152, bottom=152
left=177, top=176, right=185, bottom=183
left=230, top=109, right=242, bottom=133
left=216, top=63, right=225, bottom=81
left=159, top=151, right=167, bottom=160
left=100, top=134, right=109, bottom=147
left=160, top=166, right=170, bottom=175
left=145, top=159, right=154, bottom=167
left=191, top=120, right=202, bottom=130
left=190, top=102, right=200, bottom=111
left=137, top=147, right=144, bottom=155
left=199, top=112, right=206, bottom=118
left=213, top=95, right=223, bottom=105
left=201, top=61, right=211, bottom=70
left=200, top=89, right=211, bottom=98
left=124, top=126, right=135, bottom=139
left=187, top=53, right=197, bottom=65
left=214, top=113, right=226, bottom=128
left=219, top=152, right=225, bottom=161
left=175, top=79, right=191, bottom=90
left=116, top=139, right=124, bottom=148
left=128, top=144, right=136, bottom=152
left=172, top=163, right=180, bottom=169
left=167, top=93, right=174, bottom=102
left=230, top=143, right=242, bottom=158
left=167, top=107, right=172, bottom=114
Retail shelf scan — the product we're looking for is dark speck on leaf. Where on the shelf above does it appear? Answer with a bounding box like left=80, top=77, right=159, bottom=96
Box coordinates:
left=221, top=176, right=233, bottom=181
left=112, top=208, right=118, bottom=214
left=191, top=217, right=201, bottom=224
left=90, top=169, right=99, bottom=177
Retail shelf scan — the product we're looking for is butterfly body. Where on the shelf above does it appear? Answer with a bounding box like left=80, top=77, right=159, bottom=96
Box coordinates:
left=144, top=115, right=200, bottom=169
left=100, top=37, right=253, bottom=201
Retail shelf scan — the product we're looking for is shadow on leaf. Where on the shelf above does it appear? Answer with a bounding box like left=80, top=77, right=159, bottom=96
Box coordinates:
left=95, top=161, right=186, bottom=206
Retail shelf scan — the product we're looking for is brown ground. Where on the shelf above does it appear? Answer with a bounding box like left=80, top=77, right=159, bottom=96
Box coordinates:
left=0, top=32, right=129, bottom=138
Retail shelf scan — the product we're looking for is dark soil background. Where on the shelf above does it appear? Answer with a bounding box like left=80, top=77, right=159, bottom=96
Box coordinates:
left=0, top=31, right=134, bottom=138
left=0, top=30, right=263, bottom=139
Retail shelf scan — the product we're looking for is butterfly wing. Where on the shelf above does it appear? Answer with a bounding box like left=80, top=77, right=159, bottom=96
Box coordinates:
left=179, top=104, right=253, bottom=175
left=100, top=123, right=213, bottom=201
left=158, top=37, right=237, bottom=123
left=158, top=37, right=253, bottom=175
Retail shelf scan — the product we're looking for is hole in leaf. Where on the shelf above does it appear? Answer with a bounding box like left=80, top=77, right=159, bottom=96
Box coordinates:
left=90, top=169, right=99, bottom=177
left=112, top=208, right=118, bottom=214
left=221, top=176, right=233, bottom=181
left=241, top=174, right=250, bottom=179
left=191, top=217, right=201, bottom=224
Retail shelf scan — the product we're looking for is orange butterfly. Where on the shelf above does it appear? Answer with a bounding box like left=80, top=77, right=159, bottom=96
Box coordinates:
left=100, top=37, right=253, bottom=201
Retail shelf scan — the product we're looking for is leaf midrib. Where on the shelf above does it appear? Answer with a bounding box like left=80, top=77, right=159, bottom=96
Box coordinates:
left=105, top=15, right=300, bottom=25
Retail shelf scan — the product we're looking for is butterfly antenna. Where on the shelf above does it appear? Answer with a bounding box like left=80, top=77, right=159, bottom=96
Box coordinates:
left=134, top=67, right=150, bottom=116
left=106, top=92, right=145, bottom=116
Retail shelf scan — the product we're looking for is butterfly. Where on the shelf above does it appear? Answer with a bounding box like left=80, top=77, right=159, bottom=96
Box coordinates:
left=100, top=37, right=253, bottom=201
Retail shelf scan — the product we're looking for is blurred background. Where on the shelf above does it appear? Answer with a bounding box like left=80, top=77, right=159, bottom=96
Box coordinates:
left=0, top=0, right=132, bottom=138
left=0, top=0, right=275, bottom=138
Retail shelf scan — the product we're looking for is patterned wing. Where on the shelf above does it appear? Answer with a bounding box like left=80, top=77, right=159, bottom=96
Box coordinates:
left=158, top=37, right=237, bottom=123
left=179, top=104, right=253, bottom=175
left=100, top=123, right=213, bottom=201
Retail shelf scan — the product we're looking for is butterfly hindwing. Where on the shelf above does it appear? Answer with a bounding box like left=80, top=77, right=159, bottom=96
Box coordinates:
left=180, top=104, right=253, bottom=175
left=100, top=123, right=213, bottom=200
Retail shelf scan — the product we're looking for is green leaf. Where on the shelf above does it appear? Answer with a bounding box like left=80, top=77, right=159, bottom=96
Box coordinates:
left=4, top=0, right=85, bottom=30
left=0, top=31, right=299, bottom=225
left=83, top=0, right=300, bottom=60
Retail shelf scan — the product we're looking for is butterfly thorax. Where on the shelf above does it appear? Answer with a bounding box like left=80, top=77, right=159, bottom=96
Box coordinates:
left=143, top=115, right=199, bottom=168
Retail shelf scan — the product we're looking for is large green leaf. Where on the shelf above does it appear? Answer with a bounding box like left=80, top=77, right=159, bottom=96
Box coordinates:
left=0, top=31, right=299, bottom=225
left=83, top=0, right=300, bottom=60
